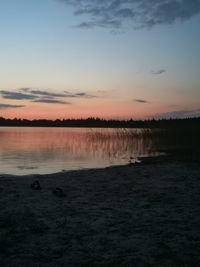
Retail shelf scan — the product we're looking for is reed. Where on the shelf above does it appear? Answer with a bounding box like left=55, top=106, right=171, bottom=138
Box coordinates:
left=86, top=126, right=200, bottom=161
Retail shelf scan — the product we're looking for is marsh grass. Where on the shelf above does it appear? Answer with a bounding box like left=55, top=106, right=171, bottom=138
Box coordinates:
left=86, top=128, right=157, bottom=161
left=87, top=126, right=200, bottom=162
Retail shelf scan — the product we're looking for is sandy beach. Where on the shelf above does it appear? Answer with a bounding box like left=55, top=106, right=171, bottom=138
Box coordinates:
left=0, top=159, right=200, bottom=266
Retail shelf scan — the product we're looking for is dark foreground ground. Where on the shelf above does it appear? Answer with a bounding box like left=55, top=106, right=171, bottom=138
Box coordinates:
left=0, top=159, right=200, bottom=266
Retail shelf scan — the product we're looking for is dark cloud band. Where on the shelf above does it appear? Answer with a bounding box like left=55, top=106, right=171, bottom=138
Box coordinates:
left=59, top=0, right=200, bottom=29
left=156, top=109, right=200, bottom=119
left=0, top=90, right=37, bottom=100
left=0, top=103, right=25, bottom=109
left=32, top=99, right=71, bottom=104
left=134, top=99, right=149, bottom=103
left=0, top=89, right=97, bottom=104
left=151, top=69, right=166, bottom=75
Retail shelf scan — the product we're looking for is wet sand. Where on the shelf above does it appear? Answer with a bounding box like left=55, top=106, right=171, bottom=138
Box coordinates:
left=0, top=159, right=200, bottom=266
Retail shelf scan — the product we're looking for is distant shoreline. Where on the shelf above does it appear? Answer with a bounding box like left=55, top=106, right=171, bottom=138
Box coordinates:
left=0, top=116, right=199, bottom=128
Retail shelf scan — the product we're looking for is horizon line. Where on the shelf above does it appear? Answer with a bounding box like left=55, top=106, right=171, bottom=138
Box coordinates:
left=0, top=116, right=200, bottom=122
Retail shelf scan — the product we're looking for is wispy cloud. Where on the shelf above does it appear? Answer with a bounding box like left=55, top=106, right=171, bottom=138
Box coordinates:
left=32, top=99, right=71, bottom=104
left=151, top=69, right=166, bottom=75
left=134, top=99, right=149, bottom=103
left=155, top=109, right=200, bottom=119
left=0, top=103, right=25, bottom=109
left=0, top=90, right=37, bottom=100
left=21, top=89, right=67, bottom=98
left=64, top=91, right=96, bottom=98
left=22, top=88, right=97, bottom=99
left=58, top=0, right=200, bottom=29
left=75, top=20, right=121, bottom=29
left=0, top=88, right=98, bottom=103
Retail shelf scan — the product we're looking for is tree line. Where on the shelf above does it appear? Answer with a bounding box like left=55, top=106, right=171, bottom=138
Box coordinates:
left=0, top=116, right=199, bottom=128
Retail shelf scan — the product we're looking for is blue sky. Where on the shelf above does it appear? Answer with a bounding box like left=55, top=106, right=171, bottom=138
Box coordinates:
left=0, top=0, right=200, bottom=119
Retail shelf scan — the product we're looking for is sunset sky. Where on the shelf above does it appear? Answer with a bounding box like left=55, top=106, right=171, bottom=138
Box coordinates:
left=0, top=0, right=200, bottom=119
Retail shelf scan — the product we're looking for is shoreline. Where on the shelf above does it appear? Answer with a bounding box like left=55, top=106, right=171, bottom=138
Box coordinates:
left=0, top=159, right=200, bottom=266
left=0, top=154, right=170, bottom=178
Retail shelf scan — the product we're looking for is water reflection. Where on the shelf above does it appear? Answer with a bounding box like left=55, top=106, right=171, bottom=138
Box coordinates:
left=0, top=127, right=161, bottom=175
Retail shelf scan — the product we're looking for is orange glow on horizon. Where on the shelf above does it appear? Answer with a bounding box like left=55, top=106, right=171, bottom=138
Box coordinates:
left=0, top=105, right=164, bottom=120
left=0, top=95, right=189, bottom=120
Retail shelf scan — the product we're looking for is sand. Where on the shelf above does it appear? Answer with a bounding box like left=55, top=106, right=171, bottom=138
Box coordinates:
left=0, top=159, right=200, bottom=266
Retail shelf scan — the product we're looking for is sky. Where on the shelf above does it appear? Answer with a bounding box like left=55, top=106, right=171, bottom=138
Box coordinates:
left=0, top=0, right=200, bottom=120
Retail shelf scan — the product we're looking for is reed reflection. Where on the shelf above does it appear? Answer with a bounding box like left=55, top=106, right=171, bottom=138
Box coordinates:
left=0, top=127, right=160, bottom=175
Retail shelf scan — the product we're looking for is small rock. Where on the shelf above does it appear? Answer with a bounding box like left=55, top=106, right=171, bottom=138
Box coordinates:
left=31, top=180, right=42, bottom=190
left=52, top=187, right=65, bottom=197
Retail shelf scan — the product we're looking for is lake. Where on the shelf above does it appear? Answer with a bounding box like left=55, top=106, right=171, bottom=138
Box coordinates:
left=0, top=127, right=163, bottom=175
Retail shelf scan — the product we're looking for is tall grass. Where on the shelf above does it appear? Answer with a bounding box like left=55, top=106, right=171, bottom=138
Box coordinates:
left=87, top=126, right=200, bottom=161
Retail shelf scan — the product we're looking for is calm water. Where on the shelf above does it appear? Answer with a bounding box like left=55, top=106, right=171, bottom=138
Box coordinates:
left=0, top=127, right=162, bottom=175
